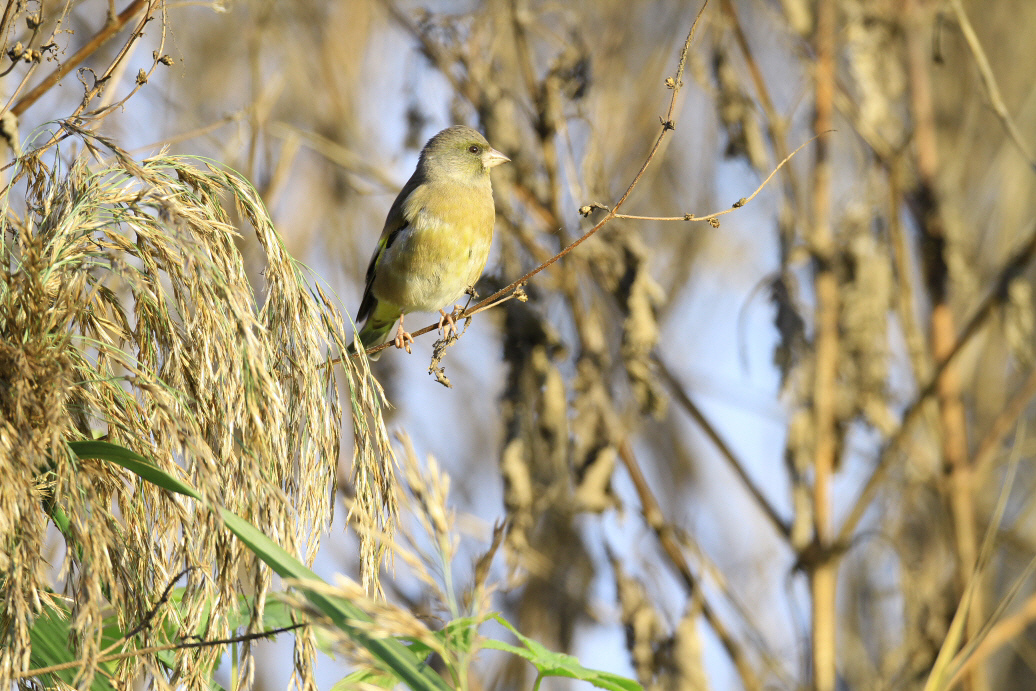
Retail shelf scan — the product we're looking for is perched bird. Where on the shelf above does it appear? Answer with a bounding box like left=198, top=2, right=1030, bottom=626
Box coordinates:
left=351, top=126, right=509, bottom=359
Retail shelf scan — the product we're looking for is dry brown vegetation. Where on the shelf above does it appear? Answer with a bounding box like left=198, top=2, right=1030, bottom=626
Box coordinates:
left=2, top=0, right=1036, bottom=690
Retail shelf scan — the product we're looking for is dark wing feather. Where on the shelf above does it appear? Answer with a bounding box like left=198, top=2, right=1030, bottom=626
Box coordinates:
left=354, top=168, right=424, bottom=324
left=355, top=218, right=408, bottom=323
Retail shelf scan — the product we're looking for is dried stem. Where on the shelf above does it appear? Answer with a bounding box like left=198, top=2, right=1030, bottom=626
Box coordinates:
left=653, top=354, right=791, bottom=539
left=808, top=0, right=838, bottom=688
left=906, top=5, right=982, bottom=687
left=839, top=220, right=1036, bottom=543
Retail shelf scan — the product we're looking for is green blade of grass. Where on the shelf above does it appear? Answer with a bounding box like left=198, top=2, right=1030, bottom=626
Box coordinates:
left=28, top=600, right=119, bottom=691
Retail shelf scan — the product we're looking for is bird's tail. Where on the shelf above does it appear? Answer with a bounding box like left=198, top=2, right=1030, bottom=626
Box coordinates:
left=348, top=315, right=398, bottom=361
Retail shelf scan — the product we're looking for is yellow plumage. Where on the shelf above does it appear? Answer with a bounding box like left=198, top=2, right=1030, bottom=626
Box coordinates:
left=352, top=126, right=509, bottom=359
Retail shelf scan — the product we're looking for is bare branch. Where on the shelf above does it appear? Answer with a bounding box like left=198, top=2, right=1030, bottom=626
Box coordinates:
left=11, top=0, right=153, bottom=117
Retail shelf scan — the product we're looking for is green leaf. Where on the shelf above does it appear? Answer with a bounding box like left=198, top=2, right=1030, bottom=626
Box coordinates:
left=331, top=668, right=401, bottom=690
left=28, top=600, right=120, bottom=691
left=69, top=440, right=201, bottom=499
left=27, top=586, right=233, bottom=691
left=485, top=615, right=642, bottom=691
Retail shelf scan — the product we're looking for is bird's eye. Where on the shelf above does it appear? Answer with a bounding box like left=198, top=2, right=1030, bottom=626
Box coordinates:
left=468, top=145, right=481, bottom=154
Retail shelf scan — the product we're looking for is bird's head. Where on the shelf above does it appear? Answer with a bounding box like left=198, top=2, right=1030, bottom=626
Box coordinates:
left=419, top=126, right=510, bottom=185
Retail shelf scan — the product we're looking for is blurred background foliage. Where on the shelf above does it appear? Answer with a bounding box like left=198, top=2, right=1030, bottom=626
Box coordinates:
left=3, top=0, right=1036, bottom=689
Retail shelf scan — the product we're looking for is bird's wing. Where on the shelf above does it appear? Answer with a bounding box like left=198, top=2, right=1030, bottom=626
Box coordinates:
left=355, top=172, right=422, bottom=323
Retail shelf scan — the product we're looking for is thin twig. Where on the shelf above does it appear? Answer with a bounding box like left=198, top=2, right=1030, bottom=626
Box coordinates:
left=0, top=1, right=21, bottom=54
left=0, top=58, right=42, bottom=119
left=972, top=367, right=1036, bottom=478
left=718, top=0, right=800, bottom=211
left=119, top=568, right=193, bottom=641
left=608, top=134, right=824, bottom=224
left=0, top=0, right=162, bottom=194
left=949, top=0, right=1036, bottom=172
left=78, top=0, right=168, bottom=122
left=653, top=354, right=791, bottom=539
left=16, top=623, right=309, bottom=679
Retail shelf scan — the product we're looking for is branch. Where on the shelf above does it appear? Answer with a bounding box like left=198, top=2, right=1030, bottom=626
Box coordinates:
left=607, top=133, right=825, bottom=224
left=10, top=0, right=151, bottom=117
left=17, top=623, right=308, bottom=679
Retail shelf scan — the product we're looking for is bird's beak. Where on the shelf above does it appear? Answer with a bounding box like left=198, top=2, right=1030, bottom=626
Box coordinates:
left=483, top=147, right=510, bottom=169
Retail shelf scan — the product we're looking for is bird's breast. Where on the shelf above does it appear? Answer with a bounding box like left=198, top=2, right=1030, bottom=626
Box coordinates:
left=373, top=188, right=495, bottom=313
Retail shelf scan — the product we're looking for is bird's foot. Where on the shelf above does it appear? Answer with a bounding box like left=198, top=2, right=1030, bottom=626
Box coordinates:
left=437, top=307, right=462, bottom=340
left=393, top=316, right=414, bottom=353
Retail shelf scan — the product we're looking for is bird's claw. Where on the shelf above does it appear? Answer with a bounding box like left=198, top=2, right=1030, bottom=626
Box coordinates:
left=394, top=318, right=414, bottom=353
left=438, top=305, right=464, bottom=340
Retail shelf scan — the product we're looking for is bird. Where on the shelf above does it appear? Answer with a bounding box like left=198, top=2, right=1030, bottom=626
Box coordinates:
left=351, top=126, right=509, bottom=359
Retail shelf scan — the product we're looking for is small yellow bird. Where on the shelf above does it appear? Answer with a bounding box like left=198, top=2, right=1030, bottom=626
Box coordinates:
left=352, top=126, right=509, bottom=359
